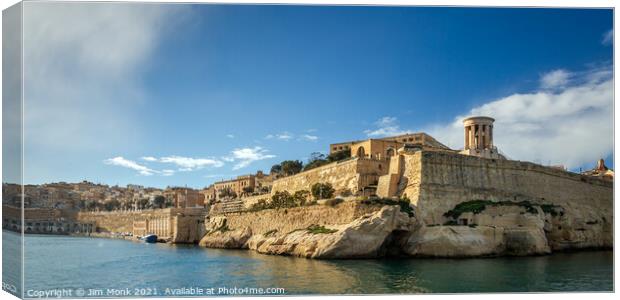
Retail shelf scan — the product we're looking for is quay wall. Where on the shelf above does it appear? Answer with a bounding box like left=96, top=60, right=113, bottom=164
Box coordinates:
left=2, top=205, right=93, bottom=234
left=77, top=208, right=207, bottom=243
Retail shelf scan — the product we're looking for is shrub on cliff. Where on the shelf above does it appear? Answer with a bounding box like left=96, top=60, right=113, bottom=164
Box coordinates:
left=311, top=183, right=335, bottom=200
left=540, top=204, right=564, bottom=216
left=248, top=190, right=312, bottom=211
left=249, top=199, right=270, bottom=211
left=443, top=199, right=550, bottom=220
left=339, top=189, right=353, bottom=197
left=443, top=200, right=492, bottom=219
left=271, top=191, right=297, bottom=208
left=324, top=198, right=344, bottom=207
left=263, top=229, right=278, bottom=237
left=358, top=197, right=414, bottom=217
left=292, top=190, right=311, bottom=206
left=219, top=187, right=237, bottom=199
left=306, top=224, right=338, bottom=234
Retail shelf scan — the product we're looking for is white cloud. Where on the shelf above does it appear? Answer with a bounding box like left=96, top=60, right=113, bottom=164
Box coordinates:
left=300, top=134, right=319, bottom=141
left=427, top=66, right=612, bottom=169
left=204, top=174, right=229, bottom=178
left=540, top=69, right=571, bottom=89
left=364, top=116, right=412, bottom=137
left=161, top=169, right=175, bottom=177
left=21, top=3, right=187, bottom=153
left=265, top=131, right=318, bottom=142
left=265, top=132, right=294, bottom=141
left=226, top=134, right=235, bottom=139
left=602, top=29, right=613, bottom=45
left=103, top=157, right=158, bottom=176
left=226, top=147, right=276, bottom=170
left=157, top=156, right=224, bottom=170
left=106, top=154, right=223, bottom=175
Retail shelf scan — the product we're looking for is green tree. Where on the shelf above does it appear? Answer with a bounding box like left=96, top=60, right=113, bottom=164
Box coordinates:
left=308, top=152, right=326, bottom=162
left=303, top=152, right=329, bottom=171
left=280, top=160, right=303, bottom=176
left=292, top=190, right=311, bottom=206
left=219, top=187, right=237, bottom=199
left=270, top=191, right=296, bottom=208
left=327, top=150, right=351, bottom=162
left=153, top=195, right=166, bottom=209
left=138, top=198, right=150, bottom=209
left=120, top=201, right=132, bottom=210
left=77, top=200, right=86, bottom=210
left=303, top=150, right=351, bottom=172
left=250, top=199, right=270, bottom=211
left=86, top=201, right=97, bottom=211
left=311, top=183, right=335, bottom=200
left=242, top=186, right=254, bottom=195
left=104, top=199, right=121, bottom=211
left=270, top=164, right=282, bottom=175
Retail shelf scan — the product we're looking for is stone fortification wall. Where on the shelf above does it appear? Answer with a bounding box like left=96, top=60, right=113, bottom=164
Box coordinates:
left=211, top=201, right=381, bottom=237
left=405, top=151, right=612, bottom=225
left=392, top=150, right=613, bottom=253
left=201, top=150, right=612, bottom=258
left=271, top=158, right=388, bottom=195
left=77, top=208, right=206, bottom=243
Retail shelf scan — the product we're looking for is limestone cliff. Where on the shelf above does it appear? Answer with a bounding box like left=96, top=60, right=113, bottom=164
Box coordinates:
left=199, top=197, right=612, bottom=259
left=199, top=203, right=410, bottom=258
left=247, top=205, right=411, bottom=258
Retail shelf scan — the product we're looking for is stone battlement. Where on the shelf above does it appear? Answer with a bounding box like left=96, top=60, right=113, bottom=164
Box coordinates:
left=391, top=151, right=613, bottom=225
left=271, top=157, right=388, bottom=196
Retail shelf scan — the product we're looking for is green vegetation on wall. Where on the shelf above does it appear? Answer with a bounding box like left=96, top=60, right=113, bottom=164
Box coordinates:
left=306, top=224, right=338, bottom=234
left=443, top=199, right=564, bottom=220
left=359, top=197, right=414, bottom=217
left=249, top=189, right=313, bottom=211
left=311, top=182, right=335, bottom=200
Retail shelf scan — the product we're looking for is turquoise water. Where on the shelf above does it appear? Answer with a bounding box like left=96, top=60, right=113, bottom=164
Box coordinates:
left=3, top=231, right=614, bottom=296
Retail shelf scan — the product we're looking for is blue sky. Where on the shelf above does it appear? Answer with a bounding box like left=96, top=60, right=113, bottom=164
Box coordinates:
left=11, top=4, right=613, bottom=189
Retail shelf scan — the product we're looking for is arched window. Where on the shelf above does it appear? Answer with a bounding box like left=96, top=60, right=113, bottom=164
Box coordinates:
left=386, top=148, right=395, bottom=157
left=357, top=147, right=366, bottom=158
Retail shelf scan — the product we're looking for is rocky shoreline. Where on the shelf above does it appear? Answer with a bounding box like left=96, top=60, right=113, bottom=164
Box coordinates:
left=198, top=200, right=613, bottom=259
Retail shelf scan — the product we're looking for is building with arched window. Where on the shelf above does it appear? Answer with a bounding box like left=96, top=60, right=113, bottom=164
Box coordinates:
left=331, top=132, right=453, bottom=159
